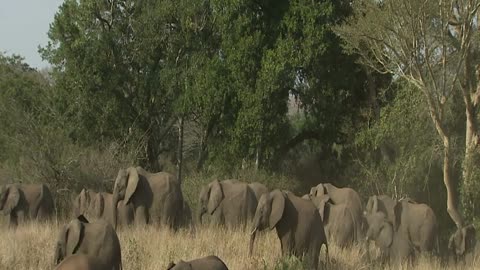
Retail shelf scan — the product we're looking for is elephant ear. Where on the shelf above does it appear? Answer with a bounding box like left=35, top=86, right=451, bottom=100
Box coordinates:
left=377, top=222, right=393, bottom=248
left=309, top=186, right=318, bottom=197
left=93, top=193, right=105, bottom=218
left=3, top=185, right=20, bottom=214
left=269, top=190, right=285, bottom=230
left=207, top=180, right=224, bottom=215
left=125, top=167, right=140, bottom=205
left=372, top=195, right=378, bottom=213
left=393, top=200, right=404, bottom=231
left=317, top=195, right=331, bottom=223
left=65, top=219, right=85, bottom=255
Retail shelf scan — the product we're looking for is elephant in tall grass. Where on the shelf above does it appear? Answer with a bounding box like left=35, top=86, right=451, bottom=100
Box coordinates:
left=365, top=198, right=437, bottom=264
left=167, top=255, right=229, bottom=270
left=73, top=189, right=134, bottom=227
left=0, top=183, right=54, bottom=226
left=311, top=194, right=358, bottom=248
left=198, top=179, right=256, bottom=227
left=449, top=224, right=478, bottom=265
left=309, top=183, right=364, bottom=240
left=112, top=166, right=185, bottom=229
left=54, top=215, right=122, bottom=270
left=249, top=190, right=328, bottom=269
left=247, top=182, right=268, bottom=203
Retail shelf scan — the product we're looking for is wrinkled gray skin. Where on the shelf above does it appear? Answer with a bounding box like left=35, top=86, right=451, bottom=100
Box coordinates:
left=249, top=190, right=328, bottom=269
left=309, top=183, right=364, bottom=241
left=247, top=182, right=268, bottom=204
left=365, top=212, right=414, bottom=265
left=393, top=199, right=437, bottom=253
left=54, top=215, right=122, bottom=270
left=73, top=189, right=134, bottom=227
left=448, top=224, right=478, bottom=265
left=112, top=166, right=185, bottom=229
left=198, top=179, right=256, bottom=228
left=54, top=254, right=103, bottom=270
left=311, top=194, right=358, bottom=248
left=365, top=195, right=396, bottom=225
left=166, top=255, right=229, bottom=270
left=0, top=183, right=54, bottom=227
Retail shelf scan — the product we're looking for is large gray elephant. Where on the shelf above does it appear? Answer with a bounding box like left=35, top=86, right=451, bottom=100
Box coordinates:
left=112, top=166, right=184, bottom=229
left=73, top=189, right=134, bottom=227
left=54, top=254, right=103, bottom=270
left=54, top=215, right=122, bottom=270
left=364, top=195, right=395, bottom=225
left=448, top=224, right=478, bottom=265
left=311, top=194, right=358, bottom=248
left=365, top=211, right=414, bottom=264
left=393, top=198, right=437, bottom=253
left=0, top=183, right=54, bottom=226
left=198, top=179, right=256, bottom=227
left=309, top=183, right=364, bottom=240
left=249, top=190, right=328, bottom=269
left=167, top=255, right=229, bottom=270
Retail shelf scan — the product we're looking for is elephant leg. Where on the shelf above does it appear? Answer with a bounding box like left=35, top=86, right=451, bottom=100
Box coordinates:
left=17, top=210, right=26, bottom=225
left=8, top=213, right=18, bottom=228
left=134, top=206, right=148, bottom=226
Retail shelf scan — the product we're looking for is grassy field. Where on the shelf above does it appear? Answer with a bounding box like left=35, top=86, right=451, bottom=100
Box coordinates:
left=0, top=221, right=478, bottom=270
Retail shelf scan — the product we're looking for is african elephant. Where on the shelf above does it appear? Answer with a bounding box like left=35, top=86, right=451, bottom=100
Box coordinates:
left=247, top=182, right=268, bottom=203
left=249, top=190, right=328, bottom=269
left=112, top=166, right=185, bottom=229
left=198, top=179, right=256, bottom=227
left=311, top=194, right=358, bottom=248
left=364, top=195, right=395, bottom=225
left=54, top=215, right=122, bottom=270
left=365, top=211, right=414, bottom=264
left=166, top=255, right=229, bottom=270
left=73, top=189, right=134, bottom=227
left=0, top=183, right=54, bottom=226
left=449, top=224, right=478, bottom=265
left=309, top=183, right=364, bottom=240
left=393, top=198, right=437, bottom=253
left=54, top=254, right=103, bottom=270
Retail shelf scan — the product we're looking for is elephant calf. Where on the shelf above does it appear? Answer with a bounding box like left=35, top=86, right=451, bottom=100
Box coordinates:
left=73, top=188, right=134, bottom=227
left=249, top=190, right=328, bottom=269
left=167, top=255, right=229, bottom=270
left=198, top=179, right=257, bottom=228
left=54, top=215, right=122, bottom=270
left=0, top=183, right=54, bottom=227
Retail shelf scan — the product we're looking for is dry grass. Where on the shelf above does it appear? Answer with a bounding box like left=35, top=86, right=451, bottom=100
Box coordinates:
left=0, top=222, right=478, bottom=270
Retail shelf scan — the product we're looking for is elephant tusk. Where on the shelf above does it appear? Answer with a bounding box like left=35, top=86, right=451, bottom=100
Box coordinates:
left=250, top=227, right=257, bottom=235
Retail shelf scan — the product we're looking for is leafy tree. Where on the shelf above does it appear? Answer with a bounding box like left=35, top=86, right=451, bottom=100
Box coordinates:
left=338, top=0, right=480, bottom=230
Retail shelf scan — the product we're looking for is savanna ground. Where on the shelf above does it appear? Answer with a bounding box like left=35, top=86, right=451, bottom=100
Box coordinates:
left=0, top=221, right=478, bottom=270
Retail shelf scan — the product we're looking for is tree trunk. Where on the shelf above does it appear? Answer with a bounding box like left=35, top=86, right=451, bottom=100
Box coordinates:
left=177, top=116, right=184, bottom=184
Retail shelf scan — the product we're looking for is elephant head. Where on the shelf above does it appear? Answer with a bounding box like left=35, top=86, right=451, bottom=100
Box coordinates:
left=198, top=180, right=224, bottom=223
left=73, top=189, right=91, bottom=218
left=309, top=184, right=327, bottom=198
left=54, top=215, right=89, bottom=265
left=365, top=212, right=393, bottom=250
left=90, top=192, right=105, bottom=219
left=449, top=224, right=477, bottom=257
left=365, top=195, right=379, bottom=215
left=112, top=167, right=139, bottom=229
left=311, top=194, right=331, bottom=223
left=0, top=185, right=20, bottom=215
left=249, top=190, right=285, bottom=256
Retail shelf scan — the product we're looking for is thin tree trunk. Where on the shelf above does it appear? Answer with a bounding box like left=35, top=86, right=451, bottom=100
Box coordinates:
left=177, top=116, right=184, bottom=184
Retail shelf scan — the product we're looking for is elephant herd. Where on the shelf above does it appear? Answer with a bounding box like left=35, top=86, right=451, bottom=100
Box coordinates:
left=0, top=167, right=478, bottom=269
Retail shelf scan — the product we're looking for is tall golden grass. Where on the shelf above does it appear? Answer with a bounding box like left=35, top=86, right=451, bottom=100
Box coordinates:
left=0, top=221, right=478, bottom=270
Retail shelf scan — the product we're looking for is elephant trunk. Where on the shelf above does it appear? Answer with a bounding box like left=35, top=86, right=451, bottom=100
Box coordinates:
left=112, top=192, right=119, bottom=230
left=249, top=228, right=257, bottom=256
